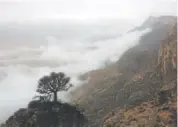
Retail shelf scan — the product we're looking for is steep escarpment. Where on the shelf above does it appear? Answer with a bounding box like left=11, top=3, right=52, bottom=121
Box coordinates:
left=158, top=23, right=177, bottom=81
left=71, top=16, right=177, bottom=127
left=103, top=23, right=177, bottom=127
left=0, top=101, right=88, bottom=127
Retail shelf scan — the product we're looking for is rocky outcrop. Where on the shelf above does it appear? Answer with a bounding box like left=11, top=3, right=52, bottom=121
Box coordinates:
left=71, top=16, right=177, bottom=127
left=158, top=23, right=177, bottom=80
left=1, top=101, right=88, bottom=127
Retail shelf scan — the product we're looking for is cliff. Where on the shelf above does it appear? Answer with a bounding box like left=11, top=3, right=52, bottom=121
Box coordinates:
left=103, top=23, right=177, bottom=127
left=71, top=16, right=177, bottom=127
left=1, top=101, right=88, bottom=127
left=158, top=23, right=177, bottom=79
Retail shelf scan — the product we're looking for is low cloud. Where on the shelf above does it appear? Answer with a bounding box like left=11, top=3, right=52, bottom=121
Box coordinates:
left=0, top=20, right=151, bottom=122
left=0, top=0, right=176, bottom=123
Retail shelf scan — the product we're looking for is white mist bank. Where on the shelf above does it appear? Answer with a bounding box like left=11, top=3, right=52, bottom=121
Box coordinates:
left=0, top=21, right=151, bottom=122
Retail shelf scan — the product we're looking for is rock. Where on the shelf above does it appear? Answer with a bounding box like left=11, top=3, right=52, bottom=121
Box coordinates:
left=157, top=23, right=177, bottom=81
left=103, top=94, right=177, bottom=127
left=2, top=101, right=89, bottom=127
left=158, top=82, right=176, bottom=104
left=103, top=101, right=158, bottom=127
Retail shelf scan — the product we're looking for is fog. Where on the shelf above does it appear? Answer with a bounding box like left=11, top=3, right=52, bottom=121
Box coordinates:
left=0, top=0, right=176, bottom=23
left=0, top=0, right=176, bottom=123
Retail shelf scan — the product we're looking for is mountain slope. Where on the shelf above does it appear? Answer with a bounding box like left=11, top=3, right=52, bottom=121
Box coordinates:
left=71, top=16, right=177, bottom=127
left=103, top=22, right=177, bottom=127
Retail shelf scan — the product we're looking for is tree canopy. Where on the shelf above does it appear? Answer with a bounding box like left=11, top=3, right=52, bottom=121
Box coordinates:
left=36, top=72, right=73, bottom=102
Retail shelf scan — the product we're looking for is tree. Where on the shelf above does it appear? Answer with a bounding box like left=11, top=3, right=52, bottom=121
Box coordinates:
left=36, top=72, right=73, bottom=102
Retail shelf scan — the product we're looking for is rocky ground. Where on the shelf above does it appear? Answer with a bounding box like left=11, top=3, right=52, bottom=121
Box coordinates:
left=103, top=79, right=177, bottom=127
left=103, top=94, right=177, bottom=127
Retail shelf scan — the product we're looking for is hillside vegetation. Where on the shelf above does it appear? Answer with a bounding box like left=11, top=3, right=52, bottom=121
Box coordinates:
left=103, top=22, right=177, bottom=127
left=71, top=16, right=177, bottom=127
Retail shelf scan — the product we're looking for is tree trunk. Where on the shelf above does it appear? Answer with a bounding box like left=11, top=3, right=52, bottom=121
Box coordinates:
left=54, top=91, right=58, bottom=102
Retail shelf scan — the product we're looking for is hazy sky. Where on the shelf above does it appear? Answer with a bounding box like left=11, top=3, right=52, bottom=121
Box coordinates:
left=0, top=0, right=176, bottom=23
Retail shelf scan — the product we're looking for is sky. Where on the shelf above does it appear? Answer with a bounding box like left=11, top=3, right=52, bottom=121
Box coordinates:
left=0, top=0, right=176, bottom=23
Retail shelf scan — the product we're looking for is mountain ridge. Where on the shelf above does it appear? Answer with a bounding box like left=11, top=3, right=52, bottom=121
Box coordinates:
left=71, top=16, right=177, bottom=127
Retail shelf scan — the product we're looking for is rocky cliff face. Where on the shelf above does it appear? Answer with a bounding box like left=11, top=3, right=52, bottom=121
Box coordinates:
left=1, top=101, right=88, bottom=127
left=71, top=16, right=177, bottom=127
left=158, top=23, right=177, bottom=80
left=103, top=22, right=177, bottom=127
